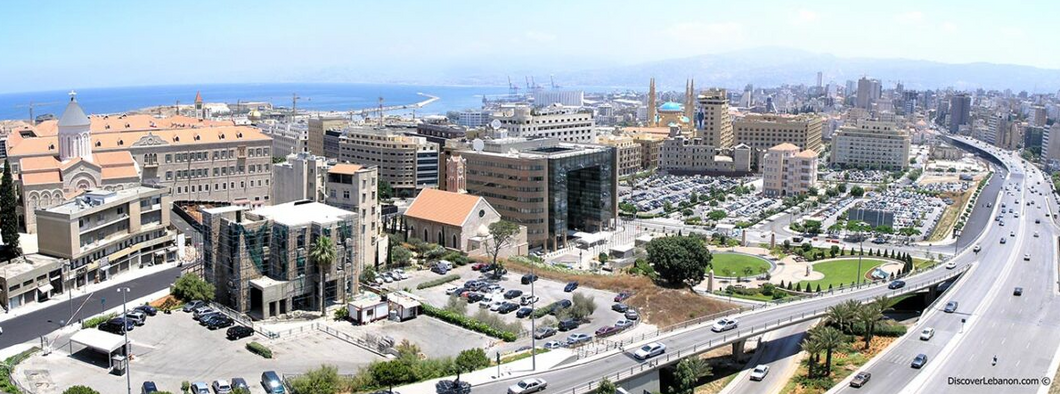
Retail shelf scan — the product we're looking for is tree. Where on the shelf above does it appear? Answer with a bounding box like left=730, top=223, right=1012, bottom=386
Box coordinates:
left=371, top=359, right=415, bottom=391
left=378, top=180, right=394, bottom=200
left=172, top=273, right=215, bottom=302
left=645, top=236, right=712, bottom=286
left=707, top=210, right=727, bottom=221
left=829, top=245, right=840, bottom=258
left=288, top=364, right=341, bottom=394
left=669, top=357, right=711, bottom=394
left=310, top=236, right=336, bottom=314
left=390, top=245, right=412, bottom=266
left=598, top=252, right=609, bottom=263
left=597, top=377, right=617, bottom=394
left=857, top=298, right=886, bottom=348
left=485, top=220, right=519, bottom=277
left=453, top=348, right=490, bottom=381
left=801, top=220, right=822, bottom=235
left=827, top=300, right=860, bottom=333
left=0, top=159, right=19, bottom=255
left=813, top=326, right=845, bottom=376
left=801, top=336, right=823, bottom=378
left=850, top=185, right=865, bottom=197
left=63, top=387, right=101, bottom=394
left=360, top=265, right=377, bottom=284
left=837, top=183, right=848, bottom=193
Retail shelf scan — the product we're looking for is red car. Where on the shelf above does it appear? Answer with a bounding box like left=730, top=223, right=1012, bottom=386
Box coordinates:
left=471, top=263, right=488, bottom=271
left=595, top=326, right=621, bottom=337
left=614, top=291, right=632, bottom=303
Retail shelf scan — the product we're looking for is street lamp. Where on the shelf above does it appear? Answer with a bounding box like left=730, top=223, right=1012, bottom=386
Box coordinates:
left=530, top=264, right=537, bottom=371
left=117, top=287, right=132, bottom=394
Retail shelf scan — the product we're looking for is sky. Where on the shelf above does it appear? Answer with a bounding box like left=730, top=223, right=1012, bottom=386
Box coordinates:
left=1, top=0, right=1058, bottom=93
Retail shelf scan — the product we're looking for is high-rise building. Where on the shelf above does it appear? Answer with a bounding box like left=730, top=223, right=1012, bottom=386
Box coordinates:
left=323, top=127, right=438, bottom=197
left=816, top=72, right=823, bottom=88
left=856, top=77, right=881, bottom=110
left=761, top=143, right=818, bottom=197
left=307, top=117, right=348, bottom=156
left=456, top=110, right=491, bottom=128
left=732, top=114, right=823, bottom=169
left=949, top=94, right=971, bottom=133
left=830, top=119, right=911, bottom=170
left=491, top=104, right=596, bottom=143
left=1032, top=105, right=1048, bottom=127
left=694, top=88, right=734, bottom=148
left=271, top=152, right=329, bottom=205
left=325, top=163, right=384, bottom=272
left=459, top=138, right=617, bottom=251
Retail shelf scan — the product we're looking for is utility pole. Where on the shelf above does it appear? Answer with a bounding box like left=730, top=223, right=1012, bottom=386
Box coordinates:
left=530, top=263, right=537, bottom=371
left=117, top=287, right=132, bottom=394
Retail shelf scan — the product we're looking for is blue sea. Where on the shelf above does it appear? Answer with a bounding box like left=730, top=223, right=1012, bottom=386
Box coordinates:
left=0, top=83, right=514, bottom=121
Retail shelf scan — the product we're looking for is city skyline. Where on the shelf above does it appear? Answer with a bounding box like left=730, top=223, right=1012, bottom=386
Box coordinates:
left=2, top=0, right=1059, bottom=93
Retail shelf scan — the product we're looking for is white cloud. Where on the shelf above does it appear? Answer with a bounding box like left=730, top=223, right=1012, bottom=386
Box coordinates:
left=895, top=11, right=925, bottom=24
left=523, top=30, right=557, bottom=43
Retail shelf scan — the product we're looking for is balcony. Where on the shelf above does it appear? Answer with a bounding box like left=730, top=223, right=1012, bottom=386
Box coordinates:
left=79, top=214, right=129, bottom=235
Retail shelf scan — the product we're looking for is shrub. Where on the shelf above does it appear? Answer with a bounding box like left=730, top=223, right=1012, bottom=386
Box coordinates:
left=246, top=342, right=273, bottom=359
left=172, top=273, right=215, bottom=302
left=420, top=304, right=518, bottom=341
left=63, top=386, right=101, bottom=394
left=333, top=306, right=349, bottom=321
left=416, top=274, right=461, bottom=290
left=0, top=347, right=38, bottom=394
left=82, top=313, right=118, bottom=329
left=288, top=364, right=343, bottom=394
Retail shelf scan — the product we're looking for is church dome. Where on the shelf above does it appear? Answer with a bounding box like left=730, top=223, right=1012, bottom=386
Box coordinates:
left=659, top=102, right=683, bottom=112
left=58, top=93, right=90, bottom=129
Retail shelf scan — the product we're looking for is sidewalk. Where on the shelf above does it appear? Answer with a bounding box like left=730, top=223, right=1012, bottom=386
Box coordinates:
left=395, top=349, right=575, bottom=393
left=0, top=261, right=178, bottom=324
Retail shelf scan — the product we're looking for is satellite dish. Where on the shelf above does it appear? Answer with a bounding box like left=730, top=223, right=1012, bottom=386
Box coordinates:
left=472, top=139, right=484, bottom=152
left=490, top=119, right=502, bottom=130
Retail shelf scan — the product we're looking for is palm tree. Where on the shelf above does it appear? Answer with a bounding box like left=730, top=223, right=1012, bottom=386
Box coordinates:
left=800, top=336, right=823, bottom=378
left=856, top=298, right=886, bottom=349
left=826, top=300, right=858, bottom=333
left=812, top=326, right=845, bottom=376
left=310, top=236, right=336, bottom=314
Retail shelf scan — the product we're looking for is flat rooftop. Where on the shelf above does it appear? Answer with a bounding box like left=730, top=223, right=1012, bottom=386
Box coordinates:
left=45, top=186, right=160, bottom=215
left=250, top=200, right=353, bottom=227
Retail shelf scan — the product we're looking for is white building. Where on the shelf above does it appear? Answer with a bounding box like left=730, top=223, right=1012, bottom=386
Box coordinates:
left=456, top=110, right=491, bottom=128
left=830, top=119, right=910, bottom=170
left=271, top=152, right=329, bottom=205
left=259, top=122, right=309, bottom=157
left=492, top=104, right=596, bottom=143
left=532, top=90, right=584, bottom=107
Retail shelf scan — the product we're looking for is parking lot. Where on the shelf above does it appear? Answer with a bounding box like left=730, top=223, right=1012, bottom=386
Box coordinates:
left=18, top=310, right=383, bottom=394
left=322, top=315, right=495, bottom=359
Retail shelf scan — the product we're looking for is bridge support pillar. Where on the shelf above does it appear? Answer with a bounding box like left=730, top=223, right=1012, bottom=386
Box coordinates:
left=732, top=339, right=747, bottom=362
left=923, top=283, right=939, bottom=304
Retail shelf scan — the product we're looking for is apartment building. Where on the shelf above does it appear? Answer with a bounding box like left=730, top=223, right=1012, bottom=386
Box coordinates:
left=325, top=163, right=383, bottom=271
left=458, top=138, right=617, bottom=251
left=202, top=201, right=358, bottom=319
left=596, top=134, right=642, bottom=177
left=732, top=113, right=823, bottom=169
left=259, top=121, right=309, bottom=157
left=492, top=104, right=596, bottom=143
left=694, top=88, right=734, bottom=148
left=632, top=133, right=664, bottom=171
left=271, top=152, right=330, bottom=205
left=658, top=136, right=752, bottom=175
left=323, top=127, right=438, bottom=197
left=830, top=120, right=911, bottom=170
left=761, top=143, right=818, bottom=197
left=36, top=186, right=176, bottom=290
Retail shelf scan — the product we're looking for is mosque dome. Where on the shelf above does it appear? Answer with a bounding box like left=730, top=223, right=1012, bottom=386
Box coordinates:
left=659, top=102, right=683, bottom=112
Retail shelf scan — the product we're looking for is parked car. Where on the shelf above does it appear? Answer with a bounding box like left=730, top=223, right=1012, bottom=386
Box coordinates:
left=595, top=326, right=621, bottom=337
left=227, top=326, right=254, bottom=340
left=520, top=295, right=539, bottom=306
left=124, top=310, right=147, bottom=326
left=533, top=327, right=557, bottom=339
left=749, top=365, right=770, bottom=381
left=182, top=300, right=205, bottom=313
left=542, top=341, right=564, bottom=350
left=193, top=307, right=217, bottom=320
left=261, top=371, right=286, bottom=394
left=471, top=263, right=488, bottom=271
left=612, top=303, right=629, bottom=313
left=911, top=353, right=928, bottom=368
left=887, top=280, right=906, bottom=289
left=614, top=291, right=632, bottom=302
left=521, top=274, right=539, bottom=284
left=564, top=281, right=579, bottom=292
left=141, top=381, right=158, bottom=394
left=435, top=379, right=471, bottom=394
left=504, top=289, right=524, bottom=299
left=205, top=315, right=235, bottom=330
left=565, top=333, right=592, bottom=346
left=466, top=293, right=485, bottom=303
left=507, top=378, right=547, bottom=394
left=197, top=312, right=223, bottom=325
left=558, top=318, right=580, bottom=331
left=624, top=309, right=640, bottom=321
left=498, top=302, right=520, bottom=314
left=944, top=301, right=958, bottom=313
left=633, top=342, right=666, bottom=360
left=489, top=301, right=506, bottom=312
left=212, top=379, right=233, bottom=394
left=1014, top=287, right=1024, bottom=296
left=849, top=372, right=871, bottom=388
left=516, top=307, right=534, bottom=318
left=711, top=318, right=738, bottom=332
left=190, top=382, right=210, bottom=394
left=614, top=319, right=634, bottom=330
left=134, top=305, right=158, bottom=316
left=445, top=286, right=462, bottom=295
left=230, top=378, right=249, bottom=392
left=920, top=328, right=935, bottom=341
left=98, top=320, right=129, bottom=335
left=549, top=299, right=573, bottom=315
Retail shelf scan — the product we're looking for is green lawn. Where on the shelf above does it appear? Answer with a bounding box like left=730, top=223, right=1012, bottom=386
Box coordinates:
left=711, top=253, right=772, bottom=277
left=798, top=258, right=887, bottom=289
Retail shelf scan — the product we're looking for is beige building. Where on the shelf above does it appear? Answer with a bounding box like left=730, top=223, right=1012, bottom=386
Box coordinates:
left=632, top=133, right=664, bottom=171
left=36, top=186, right=176, bottom=289
left=761, top=143, right=818, bottom=197
left=492, top=104, right=596, bottom=143
left=0, top=254, right=66, bottom=311
left=596, top=134, right=642, bottom=176
left=271, top=152, right=330, bottom=205
left=732, top=113, right=823, bottom=169
left=307, top=117, right=348, bottom=157
left=658, top=136, right=752, bottom=175
left=693, top=88, right=734, bottom=148
left=7, top=94, right=273, bottom=233
left=323, top=127, right=438, bottom=197
left=830, top=120, right=911, bottom=170
left=403, top=188, right=528, bottom=257
left=326, top=163, right=384, bottom=270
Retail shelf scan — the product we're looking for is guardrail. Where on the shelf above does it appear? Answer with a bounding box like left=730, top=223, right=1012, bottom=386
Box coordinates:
left=561, top=264, right=971, bottom=393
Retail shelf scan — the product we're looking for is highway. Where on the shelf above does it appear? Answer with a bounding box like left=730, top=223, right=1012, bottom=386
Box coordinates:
left=720, top=320, right=817, bottom=394
left=833, top=146, right=1060, bottom=394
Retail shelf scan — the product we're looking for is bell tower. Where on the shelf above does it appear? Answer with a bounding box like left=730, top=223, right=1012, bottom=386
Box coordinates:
left=57, top=91, right=93, bottom=163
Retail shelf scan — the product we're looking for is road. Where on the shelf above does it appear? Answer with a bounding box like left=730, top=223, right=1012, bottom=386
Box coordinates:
left=720, top=320, right=817, bottom=394
left=833, top=145, right=1060, bottom=394
left=0, top=266, right=182, bottom=350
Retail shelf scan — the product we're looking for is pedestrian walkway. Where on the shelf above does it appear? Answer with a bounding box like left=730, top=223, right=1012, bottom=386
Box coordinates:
left=394, top=348, right=574, bottom=393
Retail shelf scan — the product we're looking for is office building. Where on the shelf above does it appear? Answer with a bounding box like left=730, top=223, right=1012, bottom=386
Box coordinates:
left=1032, top=105, right=1048, bottom=127
left=856, top=77, right=881, bottom=110
left=402, top=188, right=528, bottom=257
left=459, top=138, right=617, bottom=251
left=323, top=127, right=438, bottom=197
left=761, top=143, right=818, bottom=197
left=271, top=152, right=329, bottom=205
left=830, top=120, right=911, bottom=170
left=693, top=88, right=734, bottom=148
left=202, top=201, right=358, bottom=319
left=36, top=186, right=176, bottom=292
left=596, top=134, right=642, bottom=177
left=492, top=104, right=596, bottom=143
left=307, top=117, right=348, bottom=156
left=532, top=90, right=584, bottom=107
left=456, top=110, right=491, bottom=128
left=632, top=133, right=664, bottom=171
left=7, top=94, right=273, bottom=233
left=259, top=122, right=309, bottom=157
left=325, top=164, right=384, bottom=271
left=732, top=114, right=823, bottom=169
left=659, top=136, right=752, bottom=175
left=949, top=94, right=971, bottom=133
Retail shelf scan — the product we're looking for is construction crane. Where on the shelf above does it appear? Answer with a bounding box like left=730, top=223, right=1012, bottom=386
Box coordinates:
left=15, top=101, right=59, bottom=124
left=550, top=75, right=561, bottom=90
left=508, top=76, right=520, bottom=96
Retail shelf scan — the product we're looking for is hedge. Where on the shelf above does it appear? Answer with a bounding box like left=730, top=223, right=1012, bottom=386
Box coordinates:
left=82, top=313, right=118, bottom=329
left=416, top=274, right=461, bottom=290
left=845, top=322, right=907, bottom=337
left=0, top=347, right=38, bottom=394
left=421, top=304, right=518, bottom=342
left=246, top=342, right=273, bottom=359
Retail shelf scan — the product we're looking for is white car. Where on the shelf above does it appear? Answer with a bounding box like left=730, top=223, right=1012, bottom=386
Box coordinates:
left=507, top=378, right=547, bottom=394
left=211, top=380, right=232, bottom=394
left=750, top=364, right=770, bottom=381
left=633, top=342, right=666, bottom=360
left=478, top=296, right=493, bottom=308
left=1024, top=253, right=1030, bottom=261
left=920, top=327, right=935, bottom=341
left=543, top=341, right=564, bottom=349
left=712, top=318, right=739, bottom=332
left=445, top=286, right=460, bottom=295
left=1034, top=232, right=1040, bottom=237
left=489, top=301, right=505, bottom=311
left=945, top=261, right=957, bottom=269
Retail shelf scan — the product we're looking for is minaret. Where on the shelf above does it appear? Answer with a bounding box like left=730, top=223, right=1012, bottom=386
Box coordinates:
left=57, top=91, right=92, bottom=163
left=684, top=79, right=695, bottom=123
left=647, top=78, right=657, bottom=126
